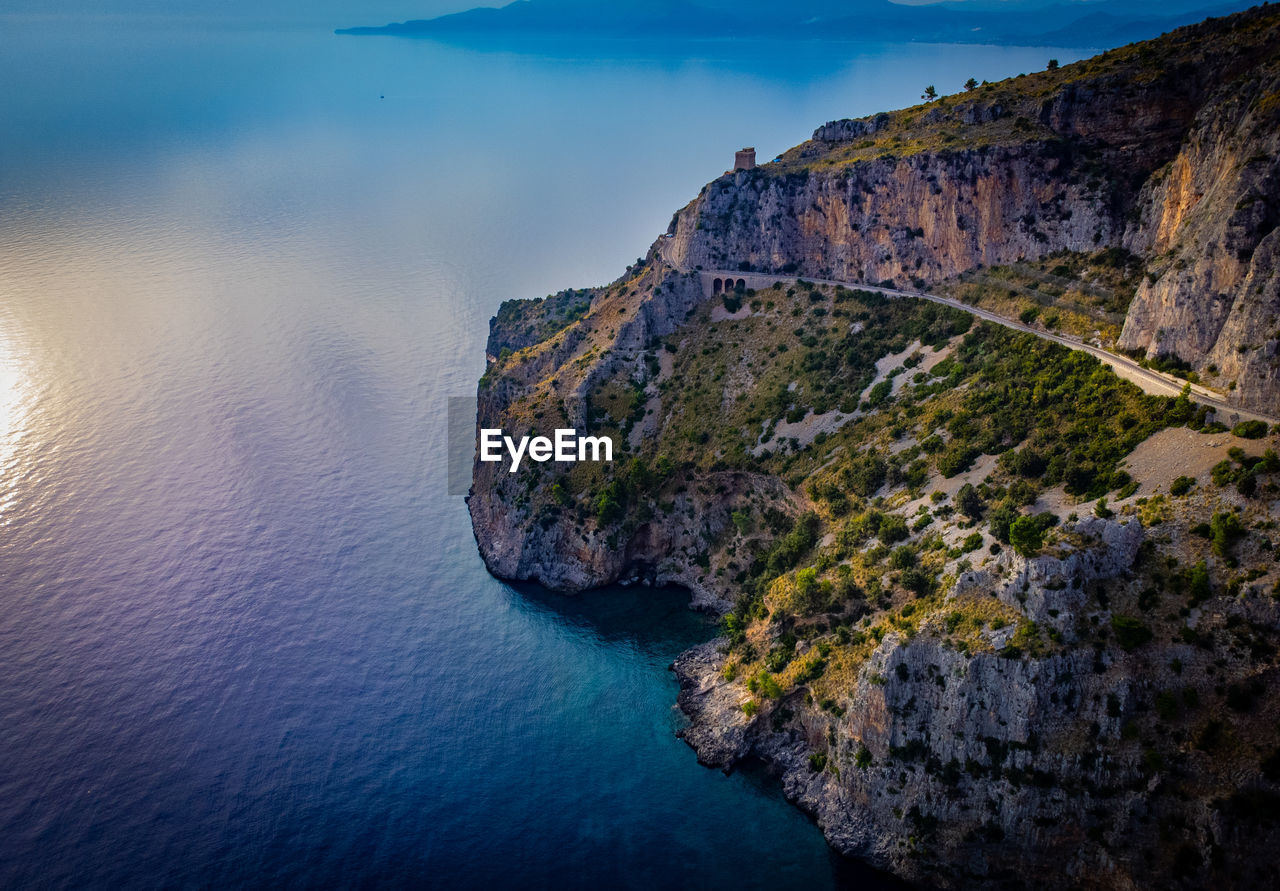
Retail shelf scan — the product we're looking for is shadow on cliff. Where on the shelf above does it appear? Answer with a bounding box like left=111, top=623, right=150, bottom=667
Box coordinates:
left=506, top=580, right=715, bottom=658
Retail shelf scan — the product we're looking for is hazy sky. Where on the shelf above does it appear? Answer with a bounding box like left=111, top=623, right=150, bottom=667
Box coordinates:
left=0, top=0, right=1092, bottom=19
left=0, top=0, right=484, bottom=24
left=1, top=0, right=1222, bottom=26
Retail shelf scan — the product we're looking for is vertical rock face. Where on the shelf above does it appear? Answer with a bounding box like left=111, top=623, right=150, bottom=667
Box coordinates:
left=1118, top=59, right=1280, bottom=411
left=963, top=516, right=1145, bottom=637
left=664, top=144, right=1119, bottom=286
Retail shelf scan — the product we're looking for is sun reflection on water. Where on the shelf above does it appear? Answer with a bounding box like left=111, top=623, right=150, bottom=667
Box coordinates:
left=0, top=326, right=30, bottom=521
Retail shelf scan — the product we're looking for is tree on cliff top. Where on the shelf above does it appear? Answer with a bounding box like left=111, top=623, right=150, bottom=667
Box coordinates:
left=1009, top=515, right=1045, bottom=556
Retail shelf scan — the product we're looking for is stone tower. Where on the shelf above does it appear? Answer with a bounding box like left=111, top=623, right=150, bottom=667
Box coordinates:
left=734, top=147, right=756, bottom=171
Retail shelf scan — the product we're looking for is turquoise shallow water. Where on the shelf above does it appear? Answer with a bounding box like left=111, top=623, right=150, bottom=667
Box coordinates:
left=0, top=21, right=1083, bottom=887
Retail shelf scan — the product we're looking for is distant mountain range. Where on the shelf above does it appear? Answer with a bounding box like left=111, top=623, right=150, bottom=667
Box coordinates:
left=337, top=0, right=1263, bottom=46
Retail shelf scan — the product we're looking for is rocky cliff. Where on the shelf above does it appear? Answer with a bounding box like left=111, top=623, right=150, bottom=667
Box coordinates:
left=471, top=7, right=1280, bottom=887
left=659, top=6, right=1280, bottom=414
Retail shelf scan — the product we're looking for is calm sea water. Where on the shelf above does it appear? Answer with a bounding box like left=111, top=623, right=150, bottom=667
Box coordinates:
left=0, top=20, right=1083, bottom=888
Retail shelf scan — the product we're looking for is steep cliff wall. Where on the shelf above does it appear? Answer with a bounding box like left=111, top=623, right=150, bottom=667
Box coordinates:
left=663, top=143, right=1117, bottom=285
left=1119, top=56, right=1280, bottom=410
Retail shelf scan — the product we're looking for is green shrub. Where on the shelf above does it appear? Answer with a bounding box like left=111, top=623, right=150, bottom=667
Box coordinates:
left=1232, top=420, right=1268, bottom=439
left=1186, top=560, right=1212, bottom=605
left=956, top=483, right=985, bottom=518
left=1009, top=516, right=1044, bottom=556
left=890, top=546, right=917, bottom=570
left=762, top=512, right=821, bottom=577
left=1111, top=615, right=1153, bottom=652
left=1210, top=511, right=1245, bottom=562
left=988, top=504, right=1018, bottom=543
left=1155, top=691, right=1180, bottom=721
left=879, top=514, right=909, bottom=544
left=867, top=379, right=894, bottom=408
left=1169, top=476, right=1195, bottom=496
left=1116, top=479, right=1140, bottom=499
left=901, top=567, right=934, bottom=596
left=937, top=444, right=979, bottom=478
left=747, top=670, right=784, bottom=700
left=1211, top=459, right=1237, bottom=487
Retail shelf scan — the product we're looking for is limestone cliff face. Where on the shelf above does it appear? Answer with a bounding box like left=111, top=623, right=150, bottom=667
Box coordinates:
left=1118, top=58, right=1280, bottom=411
left=663, top=144, right=1117, bottom=286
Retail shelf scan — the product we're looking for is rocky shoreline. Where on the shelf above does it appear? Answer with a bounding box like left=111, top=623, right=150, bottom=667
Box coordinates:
left=668, top=517, right=1214, bottom=887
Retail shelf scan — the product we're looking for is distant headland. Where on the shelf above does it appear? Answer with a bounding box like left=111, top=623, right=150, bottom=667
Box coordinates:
left=337, top=0, right=1262, bottom=48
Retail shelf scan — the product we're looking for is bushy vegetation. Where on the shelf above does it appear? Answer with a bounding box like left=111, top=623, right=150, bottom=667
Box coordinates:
left=1111, top=615, right=1154, bottom=652
left=935, top=249, right=1142, bottom=344
left=490, top=288, right=592, bottom=354
left=1232, top=420, right=1268, bottom=439
left=1209, top=447, right=1278, bottom=499
left=938, top=326, right=1186, bottom=499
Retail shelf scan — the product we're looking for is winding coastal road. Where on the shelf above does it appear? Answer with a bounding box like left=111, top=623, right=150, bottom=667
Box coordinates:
left=692, top=267, right=1279, bottom=427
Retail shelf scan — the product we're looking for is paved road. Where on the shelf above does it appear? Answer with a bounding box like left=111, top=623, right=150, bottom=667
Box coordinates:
left=696, top=268, right=1279, bottom=427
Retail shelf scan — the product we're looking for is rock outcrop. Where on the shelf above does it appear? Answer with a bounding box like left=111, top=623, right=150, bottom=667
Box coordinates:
left=979, top=515, right=1145, bottom=636
left=673, top=518, right=1280, bottom=888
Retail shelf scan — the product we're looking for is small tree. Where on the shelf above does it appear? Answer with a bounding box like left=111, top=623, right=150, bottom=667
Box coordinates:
left=964, top=77, right=978, bottom=91
left=1111, top=615, right=1153, bottom=652
left=1210, top=510, right=1245, bottom=562
left=922, top=85, right=938, bottom=101
left=1009, top=515, right=1044, bottom=556
left=956, top=483, right=985, bottom=519
left=1047, top=59, right=1059, bottom=70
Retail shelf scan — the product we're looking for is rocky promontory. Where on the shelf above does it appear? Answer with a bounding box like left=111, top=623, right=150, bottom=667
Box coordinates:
left=472, top=7, right=1280, bottom=887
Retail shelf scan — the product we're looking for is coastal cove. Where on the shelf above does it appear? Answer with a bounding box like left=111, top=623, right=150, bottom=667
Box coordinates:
left=0, top=19, right=1090, bottom=888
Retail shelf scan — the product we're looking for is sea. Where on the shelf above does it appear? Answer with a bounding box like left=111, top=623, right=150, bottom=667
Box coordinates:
left=0, top=17, right=1084, bottom=888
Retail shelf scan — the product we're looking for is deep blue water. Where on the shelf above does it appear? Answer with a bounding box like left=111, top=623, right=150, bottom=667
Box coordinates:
left=0, top=20, right=1084, bottom=888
